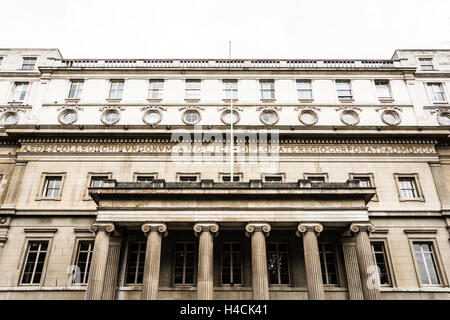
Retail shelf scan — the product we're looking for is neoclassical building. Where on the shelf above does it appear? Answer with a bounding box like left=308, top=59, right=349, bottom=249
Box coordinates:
left=0, top=48, right=449, bottom=300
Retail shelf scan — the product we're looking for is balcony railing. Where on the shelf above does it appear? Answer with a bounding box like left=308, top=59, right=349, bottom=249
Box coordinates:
left=58, top=58, right=396, bottom=69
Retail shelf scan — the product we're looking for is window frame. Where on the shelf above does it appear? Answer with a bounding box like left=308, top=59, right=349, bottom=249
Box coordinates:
left=349, top=173, right=378, bottom=201
left=418, top=57, right=435, bottom=71
left=133, top=172, right=158, bottom=182
left=66, top=80, right=84, bottom=100
left=374, top=80, right=393, bottom=101
left=318, top=242, right=339, bottom=286
left=393, top=173, right=424, bottom=202
left=185, top=79, right=201, bottom=100
left=10, top=82, right=30, bottom=102
left=222, top=79, right=238, bottom=101
left=261, top=173, right=285, bottom=183
left=21, top=57, right=37, bottom=70
left=219, top=172, right=243, bottom=182
left=266, top=242, right=291, bottom=285
left=70, top=238, right=95, bottom=286
left=304, top=173, right=328, bottom=183
left=259, top=79, right=275, bottom=100
left=176, top=173, right=200, bottom=182
left=220, top=241, right=243, bottom=285
left=335, top=80, right=353, bottom=100
left=296, top=79, right=313, bottom=101
left=148, top=79, right=165, bottom=100
left=426, top=82, right=447, bottom=104
left=36, top=172, right=66, bottom=201
left=173, top=241, right=197, bottom=286
left=107, top=79, right=124, bottom=100
left=84, top=172, right=113, bottom=200
left=369, top=239, right=395, bottom=287
left=405, top=233, right=448, bottom=288
left=124, top=241, right=147, bottom=285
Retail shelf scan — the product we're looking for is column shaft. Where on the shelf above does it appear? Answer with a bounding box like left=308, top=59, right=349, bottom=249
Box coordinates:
left=197, top=230, right=214, bottom=300
left=353, top=227, right=381, bottom=300
left=250, top=231, right=269, bottom=300
left=301, top=229, right=325, bottom=300
left=141, top=230, right=163, bottom=300
left=102, top=239, right=121, bottom=300
left=341, top=239, right=364, bottom=300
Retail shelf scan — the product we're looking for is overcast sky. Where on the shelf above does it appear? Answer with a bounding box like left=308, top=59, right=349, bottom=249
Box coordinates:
left=2, top=0, right=450, bottom=59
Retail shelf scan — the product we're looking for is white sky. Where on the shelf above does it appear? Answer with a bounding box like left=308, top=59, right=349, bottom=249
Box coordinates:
left=1, top=0, right=450, bottom=59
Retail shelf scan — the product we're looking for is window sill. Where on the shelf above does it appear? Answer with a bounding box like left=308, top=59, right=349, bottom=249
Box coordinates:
left=7, top=101, right=24, bottom=104
left=260, top=99, right=276, bottom=103
left=106, top=98, right=122, bottom=103
left=432, top=101, right=448, bottom=105
left=184, top=98, right=200, bottom=102
left=298, top=99, right=314, bottom=103
left=147, top=98, right=163, bottom=102
left=379, top=98, right=394, bottom=103
left=222, top=99, right=238, bottom=103
left=65, top=98, right=80, bottom=103
left=338, top=98, right=354, bottom=102
left=35, top=197, right=61, bottom=201
left=398, top=198, right=425, bottom=202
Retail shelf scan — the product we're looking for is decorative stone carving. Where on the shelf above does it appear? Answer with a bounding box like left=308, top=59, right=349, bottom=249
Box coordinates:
left=296, top=223, right=323, bottom=237
left=194, top=222, right=219, bottom=236
left=89, top=222, right=115, bottom=234
left=141, top=222, right=168, bottom=237
left=245, top=223, right=271, bottom=237
left=350, top=222, right=375, bottom=235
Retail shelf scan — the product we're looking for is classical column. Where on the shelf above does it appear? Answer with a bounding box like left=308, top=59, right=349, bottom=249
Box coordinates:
left=141, top=222, right=168, bottom=300
left=350, top=222, right=381, bottom=300
left=297, top=223, right=325, bottom=300
left=85, top=222, right=115, bottom=300
left=341, top=237, right=364, bottom=300
left=1, top=160, right=27, bottom=209
left=194, top=222, right=219, bottom=300
left=102, top=237, right=122, bottom=300
left=245, top=223, right=271, bottom=300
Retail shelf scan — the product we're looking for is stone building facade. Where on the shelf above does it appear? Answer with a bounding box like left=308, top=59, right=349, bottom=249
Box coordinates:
left=0, top=48, right=449, bottom=300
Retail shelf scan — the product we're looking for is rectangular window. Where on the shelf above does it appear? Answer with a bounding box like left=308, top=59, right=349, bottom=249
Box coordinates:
left=375, top=80, right=392, bottom=99
left=90, top=176, right=109, bottom=188
left=185, top=80, right=201, bottom=99
left=68, top=80, right=84, bottom=99
left=223, top=80, right=238, bottom=100
left=336, top=80, right=352, bottom=99
left=21, top=241, right=49, bottom=284
left=125, top=242, right=146, bottom=284
left=426, top=83, right=446, bottom=103
left=137, top=176, right=155, bottom=183
left=398, top=177, right=417, bottom=199
left=108, top=80, right=124, bottom=99
left=264, top=176, right=282, bottom=183
left=179, top=175, right=198, bottom=182
left=174, top=242, right=195, bottom=285
left=222, top=175, right=240, bottom=182
left=221, top=242, right=242, bottom=285
left=413, top=242, right=440, bottom=285
left=267, top=243, right=289, bottom=284
left=296, top=80, right=313, bottom=100
left=12, top=82, right=29, bottom=101
left=319, top=243, right=338, bottom=285
left=260, top=80, right=275, bottom=99
left=21, top=57, right=37, bottom=70
left=73, top=241, right=94, bottom=285
left=419, top=58, right=434, bottom=71
left=305, top=175, right=326, bottom=183
left=353, top=176, right=371, bottom=188
left=371, top=242, right=391, bottom=286
left=43, top=176, right=62, bottom=198
left=149, top=80, right=164, bottom=99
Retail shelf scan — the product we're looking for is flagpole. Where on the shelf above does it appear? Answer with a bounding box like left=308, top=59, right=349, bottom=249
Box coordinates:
left=229, top=41, right=234, bottom=182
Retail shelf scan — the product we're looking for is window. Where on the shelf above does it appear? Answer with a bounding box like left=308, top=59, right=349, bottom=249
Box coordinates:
left=260, top=80, right=275, bottom=99
left=182, top=109, right=201, bottom=125
left=267, top=243, right=289, bottom=284
left=20, top=241, right=49, bottom=284
left=174, top=242, right=195, bottom=285
left=21, top=57, right=37, bottom=70
left=426, top=83, right=446, bottom=103
left=185, top=80, right=201, bottom=99
left=90, top=176, right=109, bottom=188
left=179, top=175, right=198, bottom=182
left=305, top=174, right=327, bottom=183
left=73, top=241, right=94, bottom=285
left=419, top=58, right=434, bottom=71
left=264, top=175, right=282, bottom=182
left=413, top=242, right=440, bottom=285
left=222, top=175, right=240, bottom=182
left=319, top=243, right=338, bottom=285
left=350, top=173, right=378, bottom=201
left=296, top=80, right=313, bottom=100
left=221, top=242, right=242, bottom=285
left=336, top=80, right=352, bottom=99
left=125, top=242, right=146, bottom=284
left=43, top=176, right=62, bottom=198
left=108, top=80, right=124, bottom=99
left=371, top=242, right=391, bottom=286
left=260, top=110, right=278, bottom=125
left=223, top=80, right=238, bottom=100
left=11, top=82, right=29, bottom=101
left=68, top=80, right=84, bottom=99
left=149, top=80, right=164, bottom=99
left=398, top=177, right=418, bottom=199
left=137, top=176, right=155, bottom=183
left=375, top=80, right=392, bottom=99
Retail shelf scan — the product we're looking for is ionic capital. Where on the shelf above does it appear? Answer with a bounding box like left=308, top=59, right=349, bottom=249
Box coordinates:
left=245, top=223, right=271, bottom=237
left=296, top=223, right=323, bottom=237
left=141, top=222, right=168, bottom=237
left=193, top=222, right=219, bottom=237
left=349, top=222, right=375, bottom=235
left=89, top=222, right=115, bottom=234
